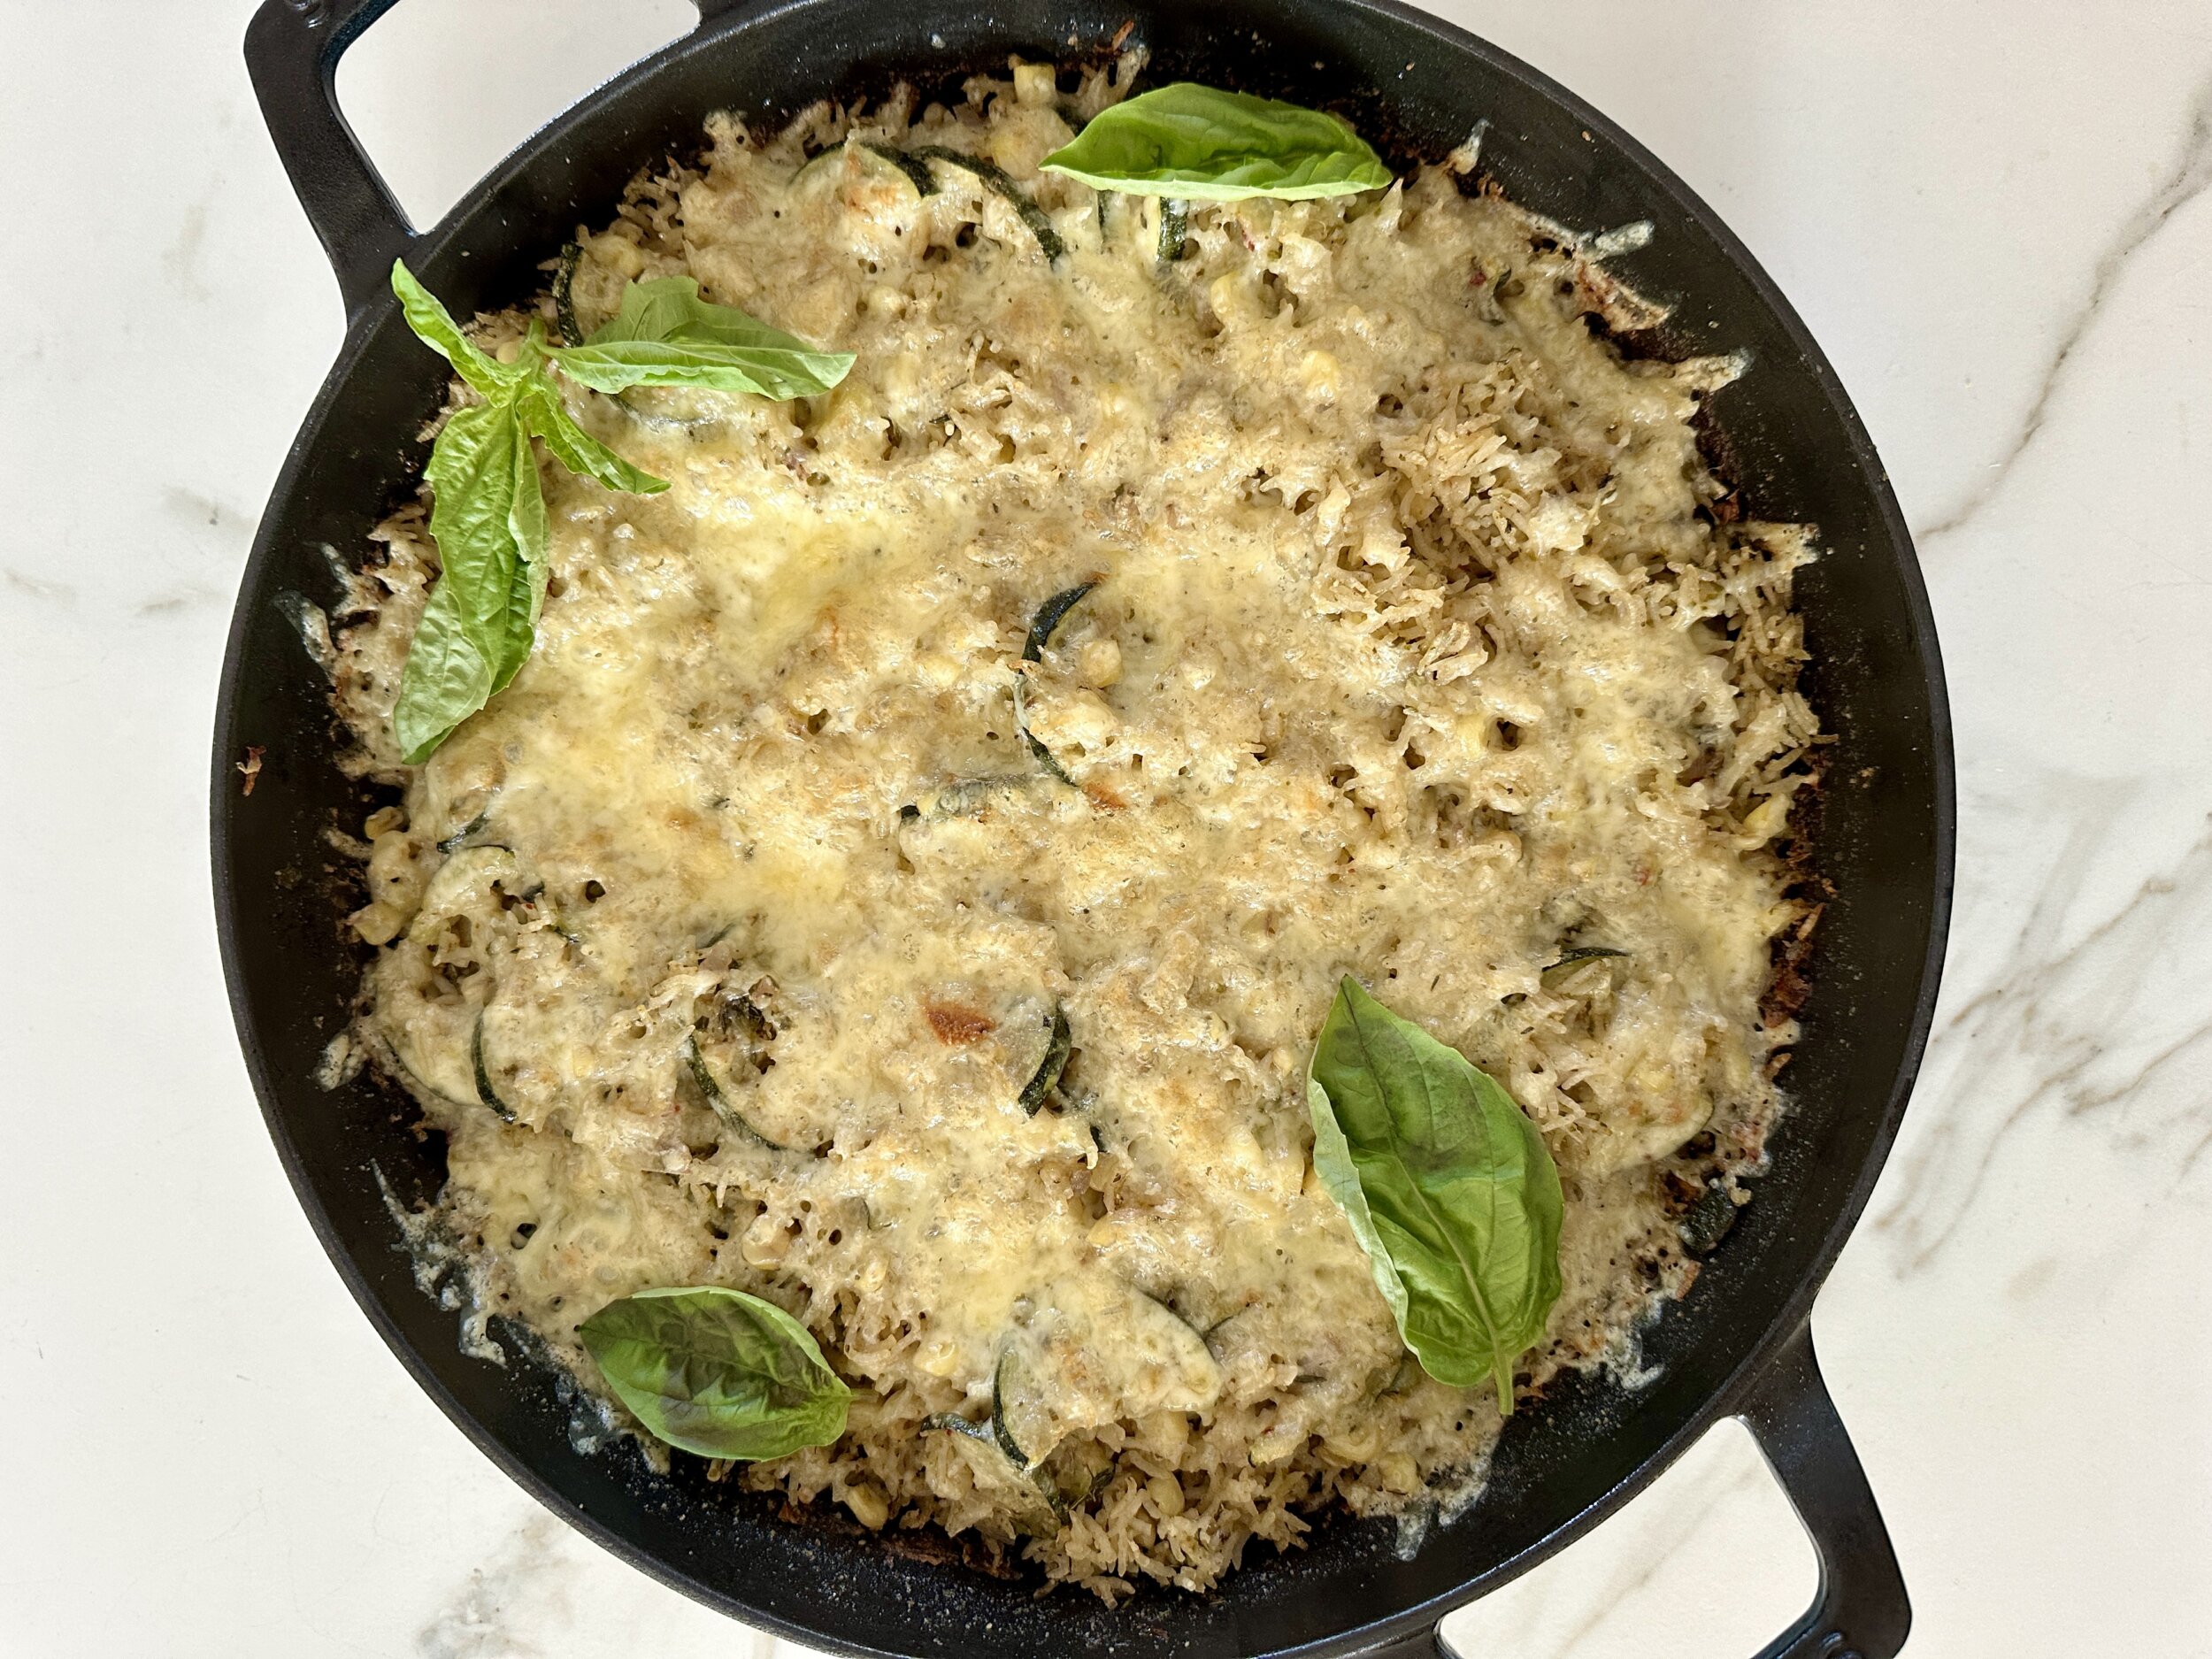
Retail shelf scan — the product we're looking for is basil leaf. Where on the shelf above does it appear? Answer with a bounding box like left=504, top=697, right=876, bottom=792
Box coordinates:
left=389, top=259, right=517, bottom=399
left=551, top=276, right=855, bottom=399
left=578, top=1285, right=851, bottom=1461
left=1040, top=83, right=1392, bottom=202
left=489, top=417, right=548, bottom=695
left=386, top=263, right=847, bottom=763
left=392, top=578, right=501, bottom=764
left=513, top=375, right=667, bottom=496
left=391, top=403, right=539, bottom=761
left=1305, top=978, right=1563, bottom=1414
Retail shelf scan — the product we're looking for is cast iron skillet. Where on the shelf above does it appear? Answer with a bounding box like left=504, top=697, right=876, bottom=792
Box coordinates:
left=218, top=1, right=1951, bottom=1654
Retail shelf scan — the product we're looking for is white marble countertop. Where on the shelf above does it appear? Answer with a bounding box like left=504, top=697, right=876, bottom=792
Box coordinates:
left=4, top=1, right=2208, bottom=1653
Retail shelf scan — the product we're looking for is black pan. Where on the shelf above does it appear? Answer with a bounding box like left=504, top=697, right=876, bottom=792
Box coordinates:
left=217, top=2, right=1952, bottom=1655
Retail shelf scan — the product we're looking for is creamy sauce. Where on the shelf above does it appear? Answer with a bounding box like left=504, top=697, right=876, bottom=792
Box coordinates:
left=333, top=58, right=1816, bottom=1598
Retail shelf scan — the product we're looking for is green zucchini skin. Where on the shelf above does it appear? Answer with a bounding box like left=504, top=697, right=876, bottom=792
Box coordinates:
left=909, top=146, right=1066, bottom=261
left=1023, top=583, right=1097, bottom=662
left=472, top=1017, right=518, bottom=1124
left=991, top=1348, right=1033, bottom=1469
left=1542, top=945, right=1628, bottom=975
left=435, top=810, right=491, bottom=854
left=681, top=1033, right=788, bottom=1150
left=922, top=1411, right=994, bottom=1443
left=552, top=242, right=584, bottom=347
left=1015, top=583, right=1099, bottom=784
left=1012, top=675, right=1073, bottom=785
left=863, top=142, right=940, bottom=196
left=1157, top=198, right=1189, bottom=263
left=1016, top=1005, right=1072, bottom=1116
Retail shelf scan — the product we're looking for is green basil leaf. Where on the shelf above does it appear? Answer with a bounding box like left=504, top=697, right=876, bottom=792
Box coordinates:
left=488, top=415, right=548, bottom=695
left=390, top=259, right=517, bottom=399
left=550, top=276, right=855, bottom=399
left=1040, top=83, right=1392, bottom=202
left=513, top=375, right=667, bottom=496
left=392, top=402, right=540, bottom=761
left=386, top=271, right=708, bottom=764
left=1305, top=978, right=1563, bottom=1414
left=578, top=1285, right=851, bottom=1461
left=392, top=577, right=501, bottom=764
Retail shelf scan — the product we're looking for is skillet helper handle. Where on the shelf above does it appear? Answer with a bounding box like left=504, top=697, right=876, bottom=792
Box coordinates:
left=1738, top=1322, right=1912, bottom=1659
left=243, top=0, right=415, bottom=320
left=247, top=0, right=764, bottom=319
left=1354, top=1322, right=1907, bottom=1659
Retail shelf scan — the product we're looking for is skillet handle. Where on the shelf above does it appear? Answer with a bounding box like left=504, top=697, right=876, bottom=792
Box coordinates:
left=245, top=0, right=767, bottom=319
left=243, top=0, right=415, bottom=319
left=1737, top=1321, right=1912, bottom=1659
left=1380, top=1323, right=1907, bottom=1659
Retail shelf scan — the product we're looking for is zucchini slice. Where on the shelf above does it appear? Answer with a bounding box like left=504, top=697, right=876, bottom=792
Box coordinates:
left=471, top=1016, right=518, bottom=1124
left=409, top=844, right=523, bottom=942
left=381, top=1030, right=475, bottom=1115
left=680, top=1033, right=789, bottom=1150
left=910, top=773, right=1036, bottom=819
left=612, top=386, right=726, bottom=434
left=863, top=141, right=939, bottom=196
left=991, top=1348, right=1034, bottom=1470
left=1015, top=1004, right=1072, bottom=1116
left=795, top=139, right=939, bottom=197
left=923, top=1403, right=1069, bottom=1523
left=922, top=1411, right=995, bottom=1446
left=1011, top=673, right=1072, bottom=785
left=909, top=146, right=1065, bottom=261
left=989, top=1349, right=1071, bottom=1520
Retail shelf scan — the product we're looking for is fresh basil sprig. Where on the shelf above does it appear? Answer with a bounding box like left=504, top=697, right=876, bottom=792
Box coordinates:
left=1040, top=82, right=1391, bottom=202
left=578, top=1285, right=851, bottom=1461
left=1305, top=979, right=1563, bottom=1414
left=385, top=261, right=854, bottom=763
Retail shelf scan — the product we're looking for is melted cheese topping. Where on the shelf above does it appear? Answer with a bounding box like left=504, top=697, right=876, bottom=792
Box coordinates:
left=334, top=60, right=1816, bottom=1599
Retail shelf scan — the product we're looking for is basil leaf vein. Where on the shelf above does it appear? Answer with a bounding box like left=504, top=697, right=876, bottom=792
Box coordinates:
left=1041, top=83, right=1392, bottom=202
left=1304, top=978, right=1563, bottom=1414
left=578, top=1285, right=851, bottom=1461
